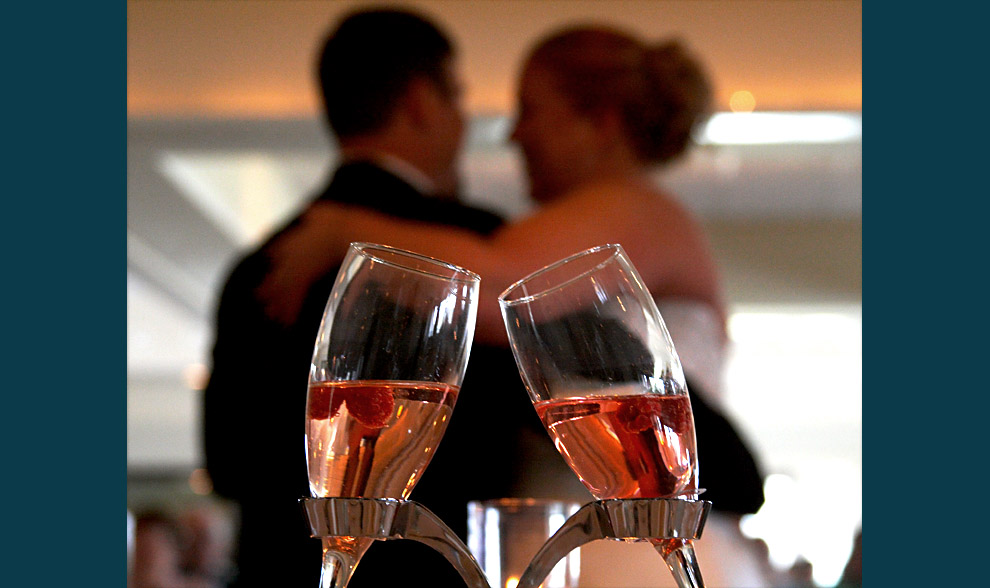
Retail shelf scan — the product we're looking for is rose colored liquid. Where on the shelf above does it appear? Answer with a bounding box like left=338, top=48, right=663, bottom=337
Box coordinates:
left=306, top=380, right=458, bottom=561
left=534, top=393, right=698, bottom=500
left=305, top=380, right=458, bottom=499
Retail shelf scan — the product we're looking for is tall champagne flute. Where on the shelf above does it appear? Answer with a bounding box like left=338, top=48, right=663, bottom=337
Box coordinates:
left=306, top=242, right=480, bottom=588
left=499, top=244, right=705, bottom=588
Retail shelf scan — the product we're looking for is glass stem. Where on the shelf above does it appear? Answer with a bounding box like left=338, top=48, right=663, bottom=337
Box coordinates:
left=319, top=538, right=365, bottom=588
left=652, top=538, right=706, bottom=588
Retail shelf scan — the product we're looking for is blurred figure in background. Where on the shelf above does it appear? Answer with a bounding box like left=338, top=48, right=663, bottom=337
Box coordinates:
left=130, top=511, right=186, bottom=588
left=203, top=7, right=534, bottom=587
left=177, top=506, right=236, bottom=587
left=130, top=510, right=221, bottom=588
left=268, top=24, right=766, bottom=518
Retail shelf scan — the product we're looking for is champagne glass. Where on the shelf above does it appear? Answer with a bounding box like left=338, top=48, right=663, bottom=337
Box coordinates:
left=498, top=244, right=706, bottom=588
left=305, top=242, right=479, bottom=588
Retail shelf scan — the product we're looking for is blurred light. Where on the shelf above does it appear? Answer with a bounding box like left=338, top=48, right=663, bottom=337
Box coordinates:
left=484, top=508, right=501, bottom=586
left=468, top=115, right=513, bottom=148
left=740, top=474, right=801, bottom=567
left=699, top=112, right=862, bottom=144
left=729, top=90, right=756, bottom=113
left=546, top=512, right=573, bottom=587
left=127, top=509, right=135, bottom=574
left=505, top=578, right=519, bottom=588
left=159, top=151, right=318, bottom=248
left=727, top=304, right=861, bottom=588
left=188, top=468, right=214, bottom=495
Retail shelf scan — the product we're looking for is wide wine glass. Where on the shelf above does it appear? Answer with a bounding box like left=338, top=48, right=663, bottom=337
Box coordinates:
left=499, top=244, right=706, bottom=588
left=305, top=242, right=479, bottom=588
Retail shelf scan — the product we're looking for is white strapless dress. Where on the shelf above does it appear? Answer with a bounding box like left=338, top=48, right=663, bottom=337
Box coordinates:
left=656, top=298, right=728, bottom=407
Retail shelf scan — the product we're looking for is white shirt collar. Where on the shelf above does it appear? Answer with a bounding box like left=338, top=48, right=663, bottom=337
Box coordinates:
left=340, top=150, right=438, bottom=196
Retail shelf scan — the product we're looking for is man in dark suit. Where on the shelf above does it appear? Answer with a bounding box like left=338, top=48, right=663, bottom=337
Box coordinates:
left=203, top=8, right=542, bottom=587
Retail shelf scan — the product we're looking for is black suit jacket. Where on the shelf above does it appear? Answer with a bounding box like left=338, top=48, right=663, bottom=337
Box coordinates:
left=204, top=161, right=544, bottom=587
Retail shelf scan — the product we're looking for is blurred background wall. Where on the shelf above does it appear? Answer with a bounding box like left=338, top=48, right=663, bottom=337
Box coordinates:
left=127, top=1, right=861, bottom=586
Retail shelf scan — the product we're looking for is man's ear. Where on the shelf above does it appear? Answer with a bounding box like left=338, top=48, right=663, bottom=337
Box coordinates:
left=402, top=76, right=443, bottom=129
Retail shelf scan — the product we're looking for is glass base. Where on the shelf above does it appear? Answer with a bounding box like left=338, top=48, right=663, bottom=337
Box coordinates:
left=300, top=497, right=489, bottom=588
left=516, top=498, right=712, bottom=588
left=300, top=497, right=711, bottom=588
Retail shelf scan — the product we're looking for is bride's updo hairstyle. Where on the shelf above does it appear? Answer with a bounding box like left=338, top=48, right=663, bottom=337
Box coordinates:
left=526, top=26, right=712, bottom=165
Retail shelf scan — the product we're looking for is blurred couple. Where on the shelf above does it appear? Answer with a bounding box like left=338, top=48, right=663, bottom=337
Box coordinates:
left=204, top=7, right=764, bottom=587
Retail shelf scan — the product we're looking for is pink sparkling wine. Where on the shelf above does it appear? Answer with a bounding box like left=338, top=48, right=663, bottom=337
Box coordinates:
left=534, top=392, right=698, bottom=500
left=305, top=380, right=458, bottom=499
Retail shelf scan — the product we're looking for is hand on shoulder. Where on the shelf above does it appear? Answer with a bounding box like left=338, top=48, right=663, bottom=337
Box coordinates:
left=256, top=203, right=351, bottom=325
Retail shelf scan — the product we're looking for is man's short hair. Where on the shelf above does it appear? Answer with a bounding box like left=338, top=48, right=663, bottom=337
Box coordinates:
left=318, top=8, right=455, bottom=138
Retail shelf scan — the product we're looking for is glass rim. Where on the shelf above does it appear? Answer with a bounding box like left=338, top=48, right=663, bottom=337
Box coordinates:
left=350, top=242, right=480, bottom=284
left=498, top=243, right=624, bottom=306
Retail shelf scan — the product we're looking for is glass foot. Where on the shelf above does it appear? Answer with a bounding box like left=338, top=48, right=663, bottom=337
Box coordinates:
left=301, top=497, right=490, bottom=588
left=516, top=498, right=711, bottom=588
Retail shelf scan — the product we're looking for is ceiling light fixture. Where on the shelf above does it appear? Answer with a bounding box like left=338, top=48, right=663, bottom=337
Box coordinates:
left=699, top=112, right=862, bottom=145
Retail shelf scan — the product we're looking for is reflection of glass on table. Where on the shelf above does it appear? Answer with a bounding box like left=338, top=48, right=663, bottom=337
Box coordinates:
left=468, top=499, right=581, bottom=588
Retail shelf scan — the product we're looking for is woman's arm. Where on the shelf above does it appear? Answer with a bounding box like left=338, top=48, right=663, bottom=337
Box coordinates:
left=260, top=182, right=723, bottom=344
